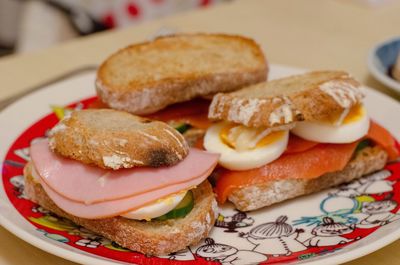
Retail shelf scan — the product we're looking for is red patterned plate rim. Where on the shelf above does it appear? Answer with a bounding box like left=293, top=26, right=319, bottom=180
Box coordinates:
left=1, top=65, right=400, bottom=265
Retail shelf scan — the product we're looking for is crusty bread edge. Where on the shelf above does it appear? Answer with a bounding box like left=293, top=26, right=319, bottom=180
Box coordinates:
left=96, top=68, right=267, bottom=115
left=49, top=109, right=189, bottom=169
left=208, top=71, right=363, bottom=128
left=228, top=146, right=388, bottom=211
left=96, top=33, right=268, bottom=115
left=24, top=164, right=218, bottom=255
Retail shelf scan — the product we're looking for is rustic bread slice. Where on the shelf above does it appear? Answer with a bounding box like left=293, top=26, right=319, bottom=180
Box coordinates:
left=209, top=71, right=364, bottom=128
left=96, top=33, right=268, bottom=115
left=24, top=163, right=218, bottom=256
left=49, top=109, right=188, bottom=170
left=228, top=146, right=388, bottom=211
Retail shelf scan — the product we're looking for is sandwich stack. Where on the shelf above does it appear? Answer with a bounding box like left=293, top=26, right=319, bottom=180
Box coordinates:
left=23, top=33, right=399, bottom=257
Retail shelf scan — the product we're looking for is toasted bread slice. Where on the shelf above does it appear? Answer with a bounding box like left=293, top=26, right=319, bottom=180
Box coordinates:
left=96, top=33, right=268, bottom=115
left=49, top=109, right=188, bottom=169
left=209, top=71, right=364, bottom=128
left=227, top=146, right=388, bottom=211
left=24, top=163, right=218, bottom=255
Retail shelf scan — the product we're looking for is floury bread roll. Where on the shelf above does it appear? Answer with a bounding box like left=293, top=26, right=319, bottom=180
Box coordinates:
left=24, top=109, right=220, bottom=255
left=48, top=109, right=189, bottom=169
left=208, top=71, right=364, bottom=128
left=204, top=71, right=399, bottom=211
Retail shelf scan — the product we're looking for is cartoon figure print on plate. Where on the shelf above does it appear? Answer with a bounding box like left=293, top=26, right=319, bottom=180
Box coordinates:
left=239, top=216, right=307, bottom=257
left=303, top=217, right=359, bottom=247
left=196, top=238, right=267, bottom=265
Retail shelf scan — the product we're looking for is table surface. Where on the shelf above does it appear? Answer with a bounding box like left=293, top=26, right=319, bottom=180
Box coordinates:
left=1, top=0, right=400, bottom=264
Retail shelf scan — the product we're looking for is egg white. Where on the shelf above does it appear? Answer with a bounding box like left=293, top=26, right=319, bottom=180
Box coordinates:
left=291, top=108, right=370, bottom=144
left=121, top=191, right=186, bottom=220
left=204, top=122, right=289, bottom=171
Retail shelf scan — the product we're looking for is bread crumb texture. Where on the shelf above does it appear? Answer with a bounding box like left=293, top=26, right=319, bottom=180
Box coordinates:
left=209, top=71, right=364, bottom=128
left=49, top=109, right=189, bottom=169
left=96, top=33, right=268, bottom=114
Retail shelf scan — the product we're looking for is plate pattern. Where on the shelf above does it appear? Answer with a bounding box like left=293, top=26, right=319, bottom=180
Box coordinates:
left=2, top=96, right=400, bottom=265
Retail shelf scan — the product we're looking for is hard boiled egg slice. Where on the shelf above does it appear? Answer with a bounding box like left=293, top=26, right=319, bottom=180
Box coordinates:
left=121, top=191, right=186, bottom=220
left=204, top=122, right=289, bottom=171
left=291, top=104, right=370, bottom=144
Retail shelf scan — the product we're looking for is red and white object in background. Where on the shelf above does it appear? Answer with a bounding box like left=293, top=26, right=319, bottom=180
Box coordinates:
left=1, top=0, right=226, bottom=53
left=89, top=0, right=223, bottom=29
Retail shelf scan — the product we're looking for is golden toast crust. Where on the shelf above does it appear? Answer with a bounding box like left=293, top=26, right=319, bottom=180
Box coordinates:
left=96, top=33, right=268, bottom=114
left=209, top=71, right=363, bottom=128
left=49, top=109, right=189, bottom=169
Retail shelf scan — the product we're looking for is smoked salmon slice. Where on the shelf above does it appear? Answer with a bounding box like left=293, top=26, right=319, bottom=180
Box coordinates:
left=145, top=98, right=212, bottom=129
left=284, top=134, right=318, bottom=154
left=87, top=98, right=109, bottom=109
left=88, top=97, right=212, bottom=129
left=215, top=142, right=358, bottom=203
left=368, top=121, right=399, bottom=161
left=215, top=121, right=399, bottom=204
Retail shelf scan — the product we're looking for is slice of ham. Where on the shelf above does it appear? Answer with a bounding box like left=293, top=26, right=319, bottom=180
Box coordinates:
left=38, top=173, right=207, bottom=219
left=31, top=140, right=219, bottom=204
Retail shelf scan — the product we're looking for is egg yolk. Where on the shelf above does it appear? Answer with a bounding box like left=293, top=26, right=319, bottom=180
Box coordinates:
left=220, top=124, right=285, bottom=150
left=155, top=190, right=188, bottom=206
left=327, top=104, right=365, bottom=125
left=342, top=104, right=365, bottom=124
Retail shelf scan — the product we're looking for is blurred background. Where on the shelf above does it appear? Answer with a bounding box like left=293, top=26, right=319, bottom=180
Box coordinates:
left=0, top=0, right=229, bottom=57
left=1, top=0, right=399, bottom=87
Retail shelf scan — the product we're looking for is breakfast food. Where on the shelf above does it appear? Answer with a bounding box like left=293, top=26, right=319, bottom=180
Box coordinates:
left=49, top=109, right=189, bottom=169
left=24, top=109, right=220, bottom=255
left=16, top=28, right=400, bottom=261
left=96, top=33, right=268, bottom=115
left=204, top=71, right=399, bottom=211
left=143, top=98, right=213, bottom=148
left=208, top=71, right=363, bottom=129
left=93, top=33, right=268, bottom=149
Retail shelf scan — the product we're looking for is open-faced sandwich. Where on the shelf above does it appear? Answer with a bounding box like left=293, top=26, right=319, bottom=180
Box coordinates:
left=23, top=31, right=400, bottom=258
left=24, top=109, right=220, bottom=255
left=95, top=33, right=268, bottom=115
left=204, top=71, right=400, bottom=211
left=94, top=33, right=268, bottom=147
left=23, top=33, right=268, bottom=256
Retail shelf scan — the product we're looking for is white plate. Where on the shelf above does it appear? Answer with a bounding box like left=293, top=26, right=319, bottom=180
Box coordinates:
left=1, top=65, right=400, bottom=265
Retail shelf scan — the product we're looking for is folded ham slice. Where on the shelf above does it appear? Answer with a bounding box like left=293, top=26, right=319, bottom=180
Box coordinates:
left=37, top=171, right=207, bottom=219
left=31, top=140, right=219, bottom=204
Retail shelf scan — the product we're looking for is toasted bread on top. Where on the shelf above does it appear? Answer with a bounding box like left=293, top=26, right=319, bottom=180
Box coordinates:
left=49, top=109, right=189, bottom=170
left=208, top=71, right=363, bottom=128
left=227, top=146, right=388, bottom=211
left=96, top=33, right=268, bottom=115
left=23, top=163, right=218, bottom=255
